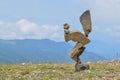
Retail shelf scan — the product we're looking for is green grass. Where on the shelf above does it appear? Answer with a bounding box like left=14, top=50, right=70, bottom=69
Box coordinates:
left=0, top=60, right=120, bottom=80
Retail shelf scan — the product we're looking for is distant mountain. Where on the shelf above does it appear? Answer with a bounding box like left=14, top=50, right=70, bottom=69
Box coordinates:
left=86, top=40, right=120, bottom=59
left=0, top=39, right=106, bottom=64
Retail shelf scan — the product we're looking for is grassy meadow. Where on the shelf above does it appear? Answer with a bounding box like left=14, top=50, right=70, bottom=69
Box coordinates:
left=0, top=60, right=120, bottom=80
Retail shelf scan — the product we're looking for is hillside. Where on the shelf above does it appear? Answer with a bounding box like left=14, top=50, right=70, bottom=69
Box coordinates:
left=0, top=60, right=120, bottom=80
left=87, top=40, right=120, bottom=59
left=0, top=39, right=106, bottom=64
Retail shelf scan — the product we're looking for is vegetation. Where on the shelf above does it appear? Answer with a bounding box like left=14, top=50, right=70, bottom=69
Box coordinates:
left=0, top=60, right=120, bottom=80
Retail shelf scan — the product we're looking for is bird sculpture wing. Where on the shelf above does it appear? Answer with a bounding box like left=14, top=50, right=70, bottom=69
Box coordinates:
left=80, top=10, right=92, bottom=37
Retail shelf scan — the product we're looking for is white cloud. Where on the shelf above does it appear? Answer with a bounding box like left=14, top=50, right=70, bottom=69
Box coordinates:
left=0, top=19, right=64, bottom=41
left=0, top=19, right=119, bottom=42
left=16, top=19, right=38, bottom=33
left=93, top=25, right=120, bottom=37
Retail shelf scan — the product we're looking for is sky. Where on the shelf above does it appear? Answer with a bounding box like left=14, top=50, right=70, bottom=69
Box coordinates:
left=0, top=0, right=120, bottom=58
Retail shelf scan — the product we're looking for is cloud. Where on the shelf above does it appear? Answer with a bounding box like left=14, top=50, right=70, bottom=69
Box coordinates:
left=93, top=25, right=120, bottom=37
left=0, top=19, right=64, bottom=41
left=0, top=19, right=119, bottom=42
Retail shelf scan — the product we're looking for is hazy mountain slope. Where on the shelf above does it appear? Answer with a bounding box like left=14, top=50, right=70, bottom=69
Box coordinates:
left=0, top=39, right=106, bottom=63
left=86, top=40, right=120, bottom=59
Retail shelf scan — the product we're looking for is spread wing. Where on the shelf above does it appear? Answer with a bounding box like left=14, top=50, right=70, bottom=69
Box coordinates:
left=80, top=10, right=92, bottom=37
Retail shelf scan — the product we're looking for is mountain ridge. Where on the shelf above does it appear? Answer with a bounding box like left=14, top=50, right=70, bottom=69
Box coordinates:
left=0, top=39, right=106, bottom=64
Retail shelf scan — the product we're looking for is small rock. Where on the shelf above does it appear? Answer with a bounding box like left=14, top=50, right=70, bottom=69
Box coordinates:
left=21, top=63, right=26, bottom=65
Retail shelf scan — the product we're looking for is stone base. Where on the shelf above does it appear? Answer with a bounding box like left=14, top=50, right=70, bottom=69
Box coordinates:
left=75, top=63, right=89, bottom=71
